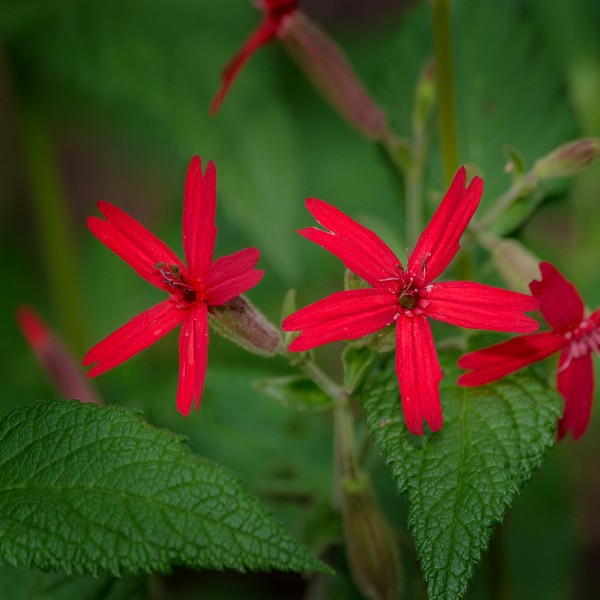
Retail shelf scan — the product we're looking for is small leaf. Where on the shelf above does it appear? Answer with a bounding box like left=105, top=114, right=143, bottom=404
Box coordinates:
left=342, top=345, right=376, bottom=395
left=0, top=400, right=328, bottom=576
left=254, top=376, right=333, bottom=412
left=0, top=565, right=145, bottom=600
left=361, top=355, right=562, bottom=600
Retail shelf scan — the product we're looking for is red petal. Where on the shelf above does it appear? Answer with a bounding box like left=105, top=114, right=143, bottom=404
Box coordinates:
left=457, top=332, right=563, bottom=386
left=89, top=202, right=182, bottom=289
left=557, top=349, right=595, bottom=440
left=177, top=303, right=209, bottom=416
left=300, top=198, right=402, bottom=288
left=283, top=288, right=397, bottom=351
left=408, top=167, right=483, bottom=284
left=529, top=262, right=584, bottom=334
left=84, top=300, right=183, bottom=376
left=263, top=0, right=298, bottom=13
left=210, top=18, right=279, bottom=115
left=396, top=315, right=443, bottom=435
left=183, top=157, right=217, bottom=277
left=425, top=281, right=540, bottom=333
left=205, top=248, right=263, bottom=305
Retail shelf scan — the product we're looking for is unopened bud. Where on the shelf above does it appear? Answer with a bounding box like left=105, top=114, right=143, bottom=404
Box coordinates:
left=16, top=305, right=102, bottom=405
left=492, top=239, right=541, bottom=294
left=341, top=472, right=402, bottom=600
left=209, top=295, right=280, bottom=356
left=533, top=138, right=600, bottom=179
left=279, top=11, right=394, bottom=143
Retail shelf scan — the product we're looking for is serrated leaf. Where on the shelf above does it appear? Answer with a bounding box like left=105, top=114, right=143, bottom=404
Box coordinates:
left=0, top=565, right=145, bottom=600
left=254, top=375, right=333, bottom=412
left=0, top=400, right=328, bottom=576
left=361, top=356, right=562, bottom=600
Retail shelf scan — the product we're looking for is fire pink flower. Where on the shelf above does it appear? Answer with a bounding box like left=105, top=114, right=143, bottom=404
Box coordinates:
left=458, top=262, right=599, bottom=440
left=83, top=156, right=264, bottom=415
left=210, top=0, right=298, bottom=114
left=282, top=167, right=540, bottom=435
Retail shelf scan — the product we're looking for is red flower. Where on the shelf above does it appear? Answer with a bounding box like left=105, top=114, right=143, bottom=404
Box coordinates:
left=458, top=262, right=599, bottom=440
left=282, top=167, right=540, bottom=435
left=83, top=156, right=264, bottom=415
left=210, top=0, right=298, bottom=115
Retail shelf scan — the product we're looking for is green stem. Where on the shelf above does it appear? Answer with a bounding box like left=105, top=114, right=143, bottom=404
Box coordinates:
left=404, top=168, right=422, bottom=251
left=432, top=0, right=460, bottom=186
left=334, top=393, right=360, bottom=483
left=17, top=102, right=87, bottom=352
left=476, top=172, right=537, bottom=230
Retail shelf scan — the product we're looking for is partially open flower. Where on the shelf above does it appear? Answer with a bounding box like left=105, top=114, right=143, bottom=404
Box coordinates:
left=459, top=262, right=599, bottom=440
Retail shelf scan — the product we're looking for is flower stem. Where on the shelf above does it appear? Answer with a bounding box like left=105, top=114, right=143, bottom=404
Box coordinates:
left=17, top=99, right=87, bottom=352
left=296, top=356, right=401, bottom=599
left=432, top=0, right=460, bottom=186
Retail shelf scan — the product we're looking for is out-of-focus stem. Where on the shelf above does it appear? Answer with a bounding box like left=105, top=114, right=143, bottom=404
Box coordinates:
left=334, top=395, right=402, bottom=600
left=432, top=0, right=459, bottom=186
left=475, top=172, right=537, bottom=231
left=293, top=356, right=402, bottom=599
left=17, top=101, right=86, bottom=352
left=404, top=168, right=422, bottom=251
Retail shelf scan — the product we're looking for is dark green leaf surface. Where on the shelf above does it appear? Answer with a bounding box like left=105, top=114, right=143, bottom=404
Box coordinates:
left=361, top=356, right=562, bottom=600
left=0, top=400, right=327, bottom=576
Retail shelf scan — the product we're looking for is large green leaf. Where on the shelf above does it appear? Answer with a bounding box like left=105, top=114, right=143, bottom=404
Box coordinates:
left=0, top=399, right=328, bottom=576
left=361, top=355, right=562, bottom=600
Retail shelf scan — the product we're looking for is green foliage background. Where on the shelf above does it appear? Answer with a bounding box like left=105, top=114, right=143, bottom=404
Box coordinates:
left=0, top=0, right=599, bottom=597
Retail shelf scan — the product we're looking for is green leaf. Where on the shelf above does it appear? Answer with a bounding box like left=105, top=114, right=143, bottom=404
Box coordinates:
left=0, top=565, right=145, bottom=600
left=0, top=400, right=328, bottom=576
left=361, top=356, right=562, bottom=600
left=342, top=346, right=376, bottom=395
left=254, top=375, right=333, bottom=412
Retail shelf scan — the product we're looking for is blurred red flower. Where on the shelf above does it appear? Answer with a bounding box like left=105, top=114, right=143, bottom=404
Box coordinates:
left=210, top=0, right=298, bottom=114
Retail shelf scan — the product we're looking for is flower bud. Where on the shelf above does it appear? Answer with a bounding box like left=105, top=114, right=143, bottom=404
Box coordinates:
left=340, top=472, right=402, bottom=600
left=533, top=138, right=600, bottom=179
left=209, top=295, right=280, bottom=356
left=16, top=305, right=102, bottom=405
left=491, top=238, right=541, bottom=295
left=279, top=11, right=395, bottom=143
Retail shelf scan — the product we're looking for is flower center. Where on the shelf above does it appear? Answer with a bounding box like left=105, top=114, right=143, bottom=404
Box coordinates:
left=564, top=316, right=600, bottom=357
left=399, top=293, right=417, bottom=310
left=397, top=280, right=431, bottom=318
left=154, top=262, right=203, bottom=306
